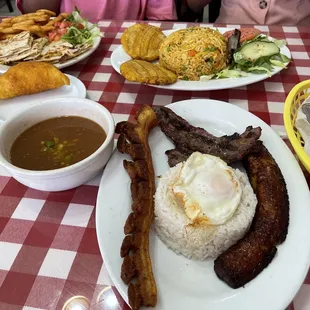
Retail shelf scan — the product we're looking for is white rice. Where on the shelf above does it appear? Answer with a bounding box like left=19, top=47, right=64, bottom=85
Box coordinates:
left=154, top=163, right=257, bottom=260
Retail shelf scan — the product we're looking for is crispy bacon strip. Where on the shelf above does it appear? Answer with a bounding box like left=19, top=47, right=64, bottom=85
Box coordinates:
left=116, top=105, right=158, bottom=310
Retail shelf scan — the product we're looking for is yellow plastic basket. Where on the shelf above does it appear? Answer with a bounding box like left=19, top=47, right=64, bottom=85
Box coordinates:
left=284, top=80, right=310, bottom=173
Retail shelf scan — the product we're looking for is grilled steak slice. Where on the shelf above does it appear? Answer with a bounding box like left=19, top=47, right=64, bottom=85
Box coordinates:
left=154, top=106, right=262, bottom=166
left=214, top=146, right=289, bottom=288
left=165, top=146, right=193, bottom=167
left=165, top=141, right=262, bottom=167
left=154, top=106, right=215, bottom=139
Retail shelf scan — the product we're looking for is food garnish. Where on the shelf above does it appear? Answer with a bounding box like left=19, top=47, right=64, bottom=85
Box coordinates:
left=51, top=7, right=101, bottom=45
left=223, top=28, right=261, bottom=44
left=0, top=62, right=69, bottom=99
left=116, top=105, right=158, bottom=310
left=215, top=31, right=291, bottom=79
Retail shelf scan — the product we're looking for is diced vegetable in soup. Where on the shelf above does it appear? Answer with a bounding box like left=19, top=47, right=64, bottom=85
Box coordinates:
left=10, top=116, right=106, bottom=171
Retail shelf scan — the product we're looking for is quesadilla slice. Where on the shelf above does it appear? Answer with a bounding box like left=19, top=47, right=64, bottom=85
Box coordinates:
left=23, top=37, right=49, bottom=61
left=0, top=37, right=49, bottom=64
left=37, top=40, right=74, bottom=62
left=71, top=42, right=93, bottom=57
left=0, top=32, right=33, bottom=59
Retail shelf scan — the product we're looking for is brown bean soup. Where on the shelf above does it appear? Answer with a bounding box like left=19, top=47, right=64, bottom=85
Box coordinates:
left=10, top=116, right=106, bottom=171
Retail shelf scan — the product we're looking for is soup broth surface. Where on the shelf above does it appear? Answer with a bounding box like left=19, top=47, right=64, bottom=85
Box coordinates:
left=10, top=116, right=106, bottom=171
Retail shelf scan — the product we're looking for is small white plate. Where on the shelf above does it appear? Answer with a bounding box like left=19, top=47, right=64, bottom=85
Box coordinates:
left=96, top=99, right=310, bottom=310
left=0, top=25, right=102, bottom=74
left=0, top=74, right=86, bottom=120
left=111, top=28, right=291, bottom=91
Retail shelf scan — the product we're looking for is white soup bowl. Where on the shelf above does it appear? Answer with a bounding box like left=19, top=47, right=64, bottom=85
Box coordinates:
left=0, top=97, right=115, bottom=191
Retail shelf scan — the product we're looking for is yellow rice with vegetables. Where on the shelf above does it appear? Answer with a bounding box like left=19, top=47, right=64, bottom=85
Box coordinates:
left=159, top=27, right=228, bottom=81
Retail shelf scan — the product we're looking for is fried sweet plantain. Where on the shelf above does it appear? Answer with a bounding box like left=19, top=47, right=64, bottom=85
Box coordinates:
left=244, top=145, right=290, bottom=245
left=120, top=59, right=177, bottom=85
left=121, top=23, right=166, bottom=61
left=214, top=146, right=289, bottom=288
left=116, top=105, right=158, bottom=310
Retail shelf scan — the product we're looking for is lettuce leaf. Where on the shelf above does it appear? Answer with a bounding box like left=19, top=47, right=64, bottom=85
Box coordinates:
left=209, top=33, right=290, bottom=80
left=62, top=7, right=101, bottom=46
left=214, top=69, right=248, bottom=79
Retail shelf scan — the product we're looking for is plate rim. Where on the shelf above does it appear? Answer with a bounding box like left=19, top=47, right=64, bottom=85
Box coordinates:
left=96, top=98, right=310, bottom=310
left=110, top=27, right=291, bottom=91
left=0, top=73, right=87, bottom=122
left=67, top=74, right=87, bottom=98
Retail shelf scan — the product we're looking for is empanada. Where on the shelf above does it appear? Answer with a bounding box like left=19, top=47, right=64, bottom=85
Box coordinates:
left=0, top=61, right=70, bottom=99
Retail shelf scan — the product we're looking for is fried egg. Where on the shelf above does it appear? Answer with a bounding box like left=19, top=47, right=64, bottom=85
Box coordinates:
left=172, top=152, right=242, bottom=225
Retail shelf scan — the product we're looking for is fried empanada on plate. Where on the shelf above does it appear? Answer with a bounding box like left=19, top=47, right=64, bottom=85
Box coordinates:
left=120, top=59, right=177, bottom=85
left=0, top=61, right=70, bottom=99
left=121, top=24, right=166, bottom=62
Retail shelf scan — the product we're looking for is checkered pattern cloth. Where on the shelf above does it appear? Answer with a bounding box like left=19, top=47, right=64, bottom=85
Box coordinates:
left=0, top=20, right=309, bottom=310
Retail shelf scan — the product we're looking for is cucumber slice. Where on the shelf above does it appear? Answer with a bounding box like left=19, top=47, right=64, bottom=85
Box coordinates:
left=240, top=41, right=280, bottom=62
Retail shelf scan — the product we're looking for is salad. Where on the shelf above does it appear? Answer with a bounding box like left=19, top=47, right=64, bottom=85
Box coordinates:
left=48, top=7, right=101, bottom=45
left=202, top=28, right=291, bottom=80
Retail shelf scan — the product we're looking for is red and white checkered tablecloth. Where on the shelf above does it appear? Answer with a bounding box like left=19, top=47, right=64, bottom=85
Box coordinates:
left=0, top=20, right=309, bottom=310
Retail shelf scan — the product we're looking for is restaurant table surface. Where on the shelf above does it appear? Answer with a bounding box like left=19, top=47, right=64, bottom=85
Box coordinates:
left=0, top=19, right=309, bottom=310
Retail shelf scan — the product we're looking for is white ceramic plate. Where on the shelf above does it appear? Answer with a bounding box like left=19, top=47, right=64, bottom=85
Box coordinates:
left=0, top=25, right=102, bottom=74
left=0, top=74, right=86, bottom=121
left=96, top=99, right=310, bottom=310
left=111, top=28, right=291, bottom=91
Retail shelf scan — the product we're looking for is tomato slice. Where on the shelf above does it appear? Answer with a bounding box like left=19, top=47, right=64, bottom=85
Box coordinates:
left=47, top=30, right=63, bottom=42
left=58, top=28, right=68, bottom=36
left=54, top=34, right=61, bottom=41
left=223, top=28, right=262, bottom=43
left=77, top=23, right=84, bottom=29
left=59, top=21, right=73, bottom=29
left=48, top=31, right=57, bottom=42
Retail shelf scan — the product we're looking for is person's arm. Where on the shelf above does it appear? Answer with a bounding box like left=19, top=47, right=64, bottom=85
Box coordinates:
left=18, top=0, right=61, bottom=14
left=186, top=0, right=212, bottom=13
